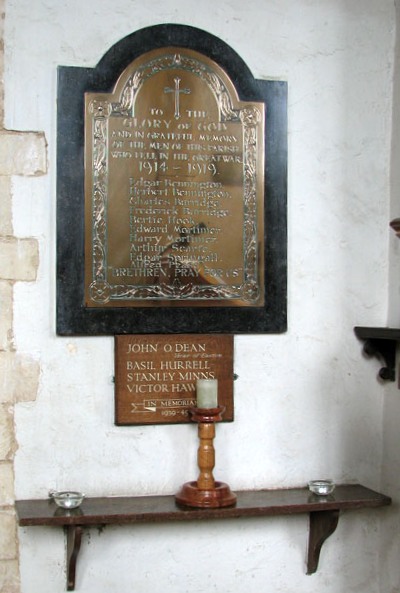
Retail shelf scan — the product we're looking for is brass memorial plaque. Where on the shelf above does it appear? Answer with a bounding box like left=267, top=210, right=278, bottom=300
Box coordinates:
left=115, top=334, right=234, bottom=425
left=85, top=47, right=265, bottom=307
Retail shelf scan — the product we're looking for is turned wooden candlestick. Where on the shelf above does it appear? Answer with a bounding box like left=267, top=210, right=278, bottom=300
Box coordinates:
left=175, top=406, right=236, bottom=508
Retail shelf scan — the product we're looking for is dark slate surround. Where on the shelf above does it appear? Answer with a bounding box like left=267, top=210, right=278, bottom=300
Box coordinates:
left=56, top=24, right=287, bottom=335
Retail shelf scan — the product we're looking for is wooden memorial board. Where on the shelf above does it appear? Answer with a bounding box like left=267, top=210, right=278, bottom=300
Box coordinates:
left=115, top=334, right=233, bottom=425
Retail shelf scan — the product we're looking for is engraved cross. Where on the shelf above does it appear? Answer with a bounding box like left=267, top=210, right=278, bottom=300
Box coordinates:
left=164, top=77, right=191, bottom=119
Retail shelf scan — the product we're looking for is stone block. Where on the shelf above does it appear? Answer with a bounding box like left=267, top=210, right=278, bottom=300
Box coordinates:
left=0, top=511, right=17, bottom=559
left=0, top=237, right=39, bottom=281
left=0, top=404, right=16, bottom=460
left=0, top=5, right=4, bottom=130
left=13, top=356, right=40, bottom=403
left=0, top=176, right=12, bottom=235
left=0, top=353, right=39, bottom=403
left=0, top=463, right=14, bottom=506
left=0, top=559, right=20, bottom=593
left=0, top=353, right=14, bottom=403
left=0, top=131, right=47, bottom=176
left=0, top=281, right=13, bottom=352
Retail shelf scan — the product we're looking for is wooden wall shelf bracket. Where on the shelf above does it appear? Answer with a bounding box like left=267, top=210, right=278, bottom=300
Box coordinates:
left=307, top=509, right=340, bottom=574
left=16, top=484, right=390, bottom=590
left=66, top=526, right=83, bottom=591
left=354, top=327, right=400, bottom=381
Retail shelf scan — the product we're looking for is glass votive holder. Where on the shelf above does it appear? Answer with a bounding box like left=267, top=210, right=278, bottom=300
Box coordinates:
left=308, top=479, right=335, bottom=496
left=49, top=490, right=85, bottom=509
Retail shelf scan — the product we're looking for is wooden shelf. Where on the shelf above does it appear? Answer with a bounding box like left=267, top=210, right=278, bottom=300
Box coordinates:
left=16, top=484, right=391, bottom=590
left=354, top=326, right=400, bottom=381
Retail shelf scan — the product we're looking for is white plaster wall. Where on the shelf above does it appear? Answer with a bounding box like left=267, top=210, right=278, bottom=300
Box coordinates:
left=5, top=1, right=397, bottom=592
left=381, top=2, right=400, bottom=593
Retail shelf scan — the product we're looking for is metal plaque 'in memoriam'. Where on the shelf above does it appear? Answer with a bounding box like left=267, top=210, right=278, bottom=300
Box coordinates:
left=84, top=47, right=265, bottom=307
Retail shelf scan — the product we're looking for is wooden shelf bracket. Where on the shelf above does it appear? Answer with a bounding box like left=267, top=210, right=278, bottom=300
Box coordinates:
left=307, top=509, right=340, bottom=574
left=354, top=327, right=399, bottom=382
left=66, top=525, right=83, bottom=591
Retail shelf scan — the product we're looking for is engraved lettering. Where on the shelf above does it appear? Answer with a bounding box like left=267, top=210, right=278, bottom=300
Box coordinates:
left=127, top=343, right=158, bottom=354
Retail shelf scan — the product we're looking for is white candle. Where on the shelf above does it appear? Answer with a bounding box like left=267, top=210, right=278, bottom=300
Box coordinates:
left=196, top=379, right=218, bottom=409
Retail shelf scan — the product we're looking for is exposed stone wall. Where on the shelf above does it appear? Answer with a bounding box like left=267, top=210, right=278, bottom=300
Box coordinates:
left=0, top=1, right=46, bottom=590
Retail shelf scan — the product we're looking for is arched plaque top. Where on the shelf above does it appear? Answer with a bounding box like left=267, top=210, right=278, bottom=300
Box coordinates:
left=94, top=25, right=258, bottom=99
left=109, top=47, right=243, bottom=121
